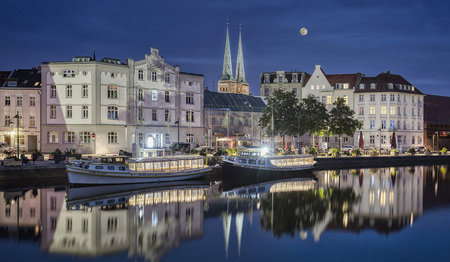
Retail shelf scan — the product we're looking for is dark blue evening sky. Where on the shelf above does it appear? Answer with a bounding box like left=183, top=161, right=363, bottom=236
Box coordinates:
left=1, top=0, right=449, bottom=96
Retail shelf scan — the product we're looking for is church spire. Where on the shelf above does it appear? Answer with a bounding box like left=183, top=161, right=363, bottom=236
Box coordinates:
left=220, top=22, right=234, bottom=81
left=235, top=26, right=247, bottom=84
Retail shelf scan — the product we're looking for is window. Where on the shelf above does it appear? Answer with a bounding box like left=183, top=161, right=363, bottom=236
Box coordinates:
left=359, top=83, right=365, bottom=89
left=310, top=85, right=314, bottom=90
left=370, top=83, right=376, bottom=90
left=138, top=88, right=144, bottom=101
left=264, top=75, right=269, bottom=83
left=165, top=109, right=170, bottom=122
left=165, top=134, right=171, bottom=145
left=138, top=133, right=144, bottom=147
left=5, top=96, right=10, bottom=106
left=138, top=107, right=144, bottom=121
left=370, top=94, right=375, bottom=102
left=66, top=218, right=72, bottom=233
left=186, top=133, right=194, bottom=143
left=404, top=107, right=407, bottom=116
left=107, top=217, right=118, bottom=232
left=50, top=85, right=56, bottom=98
left=403, top=121, right=406, bottom=129
left=398, top=94, right=401, bottom=102
left=186, top=110, right=194, bottom=122
left=370, top=120, right=375, bottom=129
left=412, top=136, right=415, bottom=145
left=152, top=109, right=157, bottom=121
left=107, top=86, right=118, bottom=99
left=82, top=219, right=88, bottom=233
left=390, top=107, right=395, bottom=115
left=293, top=74, right=298, bottom=82
left=390, top=94, right=395, bottom=101
left=165, top=91, right=170, bottom=103
left=138, top=70, right=144, bottom=80
left=381, top=120, right=386, bottom=129
left=186, top=93, right=194, bottom=104
left=359, top=94, right=364, bottom=102
left=381, top=94, right=386, bottom=101
left=326, top=96, right=332, bottom=105
left=107, top=106, right=119, bottom=119
left=358, top=107, right=364, bottom=116
left=16, top=96, right=22, bottom=106
left=387, top=83, right=393, bottom=89
left=412, top=121, right=415, bottom=130
left=63, top=70, right=75, bottom=77
left=4, top=115, right=10, bottom=127
left=343, top=83, right=349, bottom=89
left=151, top=72, right=157, bottom=82
left=82, top=85, right=88, bottom=98
left=66, top=85, right=72, bottom=98
left=343, top=95, right=348, bottom=105
left=48, top=131, right=58, bottom=143
left=64, top=131, right=75, bottom=143
left=66, top=105, right=72, bottom=118
left=79, top=132, right=90, bottom=144
left=29, top=115, right=36, bottom=127
left=152, top=90, right=158, bottom=101
left=30, top=208, right=35, bottom=218
left=50, top=196, right=57, bottom=210
left=50, top=105, right=56, bottom=119
left=29, top=97, right=36, bottom=106
left=418, top=122, right=421, bottom=130
left=278, top=75, right=283, bottom=82
left=390, top=120, right=395, bottom=129
left=82, top=105, right=89, bottom=119
left=18, top=115, right=23, bottom=128
left=165, top=73, right=170, bottom=83
left=370, top=135, right=375, bottom=144
left=398, top=107, right=401, bottom=116
left=381, top=106, right=386, bottom=115
left=370, top=106, right=375, bottom=115
left=412, top=108, right=415, bottom=116
left=108, top=132, right=118, bottom=144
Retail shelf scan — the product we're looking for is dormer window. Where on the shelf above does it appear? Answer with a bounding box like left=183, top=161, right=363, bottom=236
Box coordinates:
left=7, top=81, right=17, bottom=87
left=359, top=83, right=365, bottom=90
left=343, top=83, right=349, bottom=89
left=278, top=75, right=283, bottom=83
left=293, top=74, right=297, bottom=82
left=370, top=83, right=376, bottom=90
left=63, top=70, right=75, bottom=78
left=388, top=83, right=393, bottom=89
left=264, top=75, right=269, bottom=83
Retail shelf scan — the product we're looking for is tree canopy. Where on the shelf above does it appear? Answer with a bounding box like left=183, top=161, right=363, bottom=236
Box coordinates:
left=328, top=97, right=363, bottom=147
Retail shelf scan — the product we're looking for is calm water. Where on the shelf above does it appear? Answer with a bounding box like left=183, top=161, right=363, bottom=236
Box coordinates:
left=1, top=165, right=450, bottom=262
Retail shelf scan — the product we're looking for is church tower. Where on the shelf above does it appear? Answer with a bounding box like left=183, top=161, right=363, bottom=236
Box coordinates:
left=218, top=24, right=249, bottom=95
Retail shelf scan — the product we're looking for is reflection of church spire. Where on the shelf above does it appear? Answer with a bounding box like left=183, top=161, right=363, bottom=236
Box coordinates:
left=236, top=212, right=243, bottom=256
left=220, top=23, right=234, bottom=81
left=222, top=212, right=232, bottom=259
left=235, top=26, right=247, bottom=84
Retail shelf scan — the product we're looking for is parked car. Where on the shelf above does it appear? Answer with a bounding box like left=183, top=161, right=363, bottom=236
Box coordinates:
left=0, top=142, right=14, bottom=155
left=341, top=145, right=354, bottom=155
left=415, top=146, right=426, bottom=153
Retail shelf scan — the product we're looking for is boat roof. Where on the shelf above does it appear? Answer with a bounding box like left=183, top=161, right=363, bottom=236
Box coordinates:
left=127, top=155, right=204, bottom=163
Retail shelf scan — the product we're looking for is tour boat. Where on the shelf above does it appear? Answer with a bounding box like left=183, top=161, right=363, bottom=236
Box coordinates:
left=221, top=148, right=316, bottom=174
left=66, top=155, right=211, bottom=185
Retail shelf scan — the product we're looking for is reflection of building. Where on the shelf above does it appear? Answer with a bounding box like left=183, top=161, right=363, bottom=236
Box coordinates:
left=0, top=68, right=41, bottom=152
left=218, top=24, right=249, bottom=95
left=424, top=94, right=450, bottom=150
left=204, top=90, right=265, bottom=147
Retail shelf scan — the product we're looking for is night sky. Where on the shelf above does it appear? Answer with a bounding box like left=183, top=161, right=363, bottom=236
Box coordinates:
left=1, top=0, right=449, bottom=96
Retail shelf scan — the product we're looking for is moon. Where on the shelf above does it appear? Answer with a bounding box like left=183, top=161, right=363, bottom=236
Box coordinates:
left=300, top=27, right=308, bottom=36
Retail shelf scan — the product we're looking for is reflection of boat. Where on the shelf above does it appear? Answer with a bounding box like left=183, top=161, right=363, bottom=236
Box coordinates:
left=222, top=149, right=316, bottom=174
left=67, top=180, right=210, bottom=207
left=66, top=155, right=211, bottom=185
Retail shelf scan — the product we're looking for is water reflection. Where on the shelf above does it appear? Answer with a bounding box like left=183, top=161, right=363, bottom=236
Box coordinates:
left=0, top=165, right=448, bottom=261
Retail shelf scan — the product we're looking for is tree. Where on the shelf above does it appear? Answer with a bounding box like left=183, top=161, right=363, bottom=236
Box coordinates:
left=328, top=97, right=363, bottom=149
left=259, top=90, right=299, bottom=145
left=300, top=95, right=329, bottom=147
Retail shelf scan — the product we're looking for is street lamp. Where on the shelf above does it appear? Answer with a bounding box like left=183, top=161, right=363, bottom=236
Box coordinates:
left=377, top=128, right=382, bottom=153
left=13, top=111, right=19, bottom=158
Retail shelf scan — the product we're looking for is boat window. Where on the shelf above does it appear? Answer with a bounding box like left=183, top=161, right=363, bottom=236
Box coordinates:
left=107, top=199, right=115, bottom=204
left=95, top=166, right=104, bottom=170
left=238, top=189, right=247, bottom=194
left=154, top=162, right=161, bottom=170
left=107, top=166, right=115, bottom=170
left=248, top=188, right=257, bottom=193
left=258, top=160, right=265, bottom=165
left=170, top=161, right=178, bottom=170
left=248, top=159, right=257, bottom=165
left=118, top=166, right=126, bottom=171
left=258, top=186, right=266, bottom=192
left=145, top=162, right=153, bottom=171
left=129, top=163, right=136, bottom=171
left=137, top=163, right=145, bottom=172
left=95, top=201, right=103, bottom=205
left=192, top=159, right=199, bottom=168
left=238, top=159, right=247, bottom=164
left=119, top=197, right=126, bottom=202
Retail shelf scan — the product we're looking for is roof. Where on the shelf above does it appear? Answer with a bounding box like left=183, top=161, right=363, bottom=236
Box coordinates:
left=204, top=90, right=266, bottom=112
left=1, top=68, right=41, bottom=88
left=424, top=94, right=450, bottom=124
left=326, top=74, right=359, bottom=89
left=260, top=71, right=310, bottom=85
left=180, top=72, right=204, bottom=77
left=355, top=72, right=422, bottom=94
left=0, top=71, right=11, bottom=87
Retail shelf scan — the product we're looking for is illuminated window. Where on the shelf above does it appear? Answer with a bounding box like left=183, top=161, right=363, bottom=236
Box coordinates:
left=370, top=106, right=375, bottom=115
left=326, top=96, right=332, bottom=105
left=390, top=106, right=395, bottom=115
left=381, top=106, right=386, bottom=115
left=343, top=95, right=348, bottom=105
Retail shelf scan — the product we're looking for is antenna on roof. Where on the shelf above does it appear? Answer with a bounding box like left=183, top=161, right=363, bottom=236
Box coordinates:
left=93, top=49, right=96, bottom=61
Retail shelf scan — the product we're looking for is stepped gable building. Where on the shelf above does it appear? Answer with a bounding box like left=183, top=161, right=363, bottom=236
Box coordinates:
left=260, top=71, right=310, bottom=99
left=204, top=90, right=265, bottom=147
left=218, top=24, right=249, bottom=95
left=0, top=68, right=41, bottom=152
left=424, top=94, right=450, bottom=150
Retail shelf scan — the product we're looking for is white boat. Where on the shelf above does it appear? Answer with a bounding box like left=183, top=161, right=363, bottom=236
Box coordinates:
left=222, top=149, right=316, bottom=173
left=66, top=155, right=211, bottom=185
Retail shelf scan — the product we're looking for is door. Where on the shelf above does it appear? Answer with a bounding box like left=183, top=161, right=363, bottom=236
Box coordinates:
left=28, top=135, right=37, bottom=152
